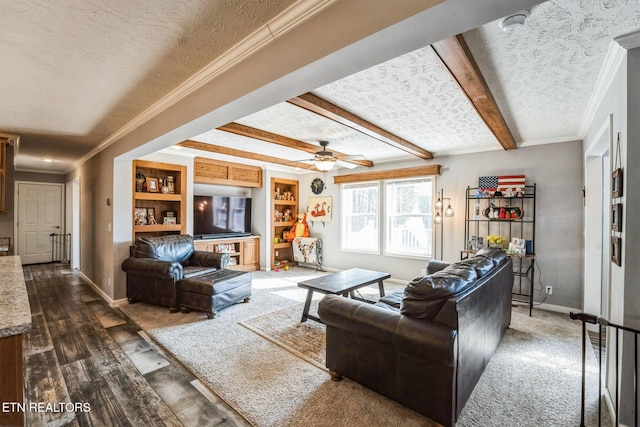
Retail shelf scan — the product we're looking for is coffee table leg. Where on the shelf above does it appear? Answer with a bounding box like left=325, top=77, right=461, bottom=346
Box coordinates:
left=378, top=280, right=386, bottom=297
left=301, top=289, right=314, bottom=322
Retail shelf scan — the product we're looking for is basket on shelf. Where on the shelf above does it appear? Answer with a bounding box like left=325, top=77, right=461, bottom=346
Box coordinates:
left=482, top=206, right=524, bottom=220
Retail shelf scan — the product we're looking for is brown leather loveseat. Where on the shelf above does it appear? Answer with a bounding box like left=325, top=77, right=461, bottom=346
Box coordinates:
left=318, top=248, right=513, bottom=427
left=122, top=234, right=230, bottom=312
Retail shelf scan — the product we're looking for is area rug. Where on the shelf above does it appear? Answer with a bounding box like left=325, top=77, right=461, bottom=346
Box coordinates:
left=120, top=269, right=610, bottom=427
left=239, top=301, right=326, bottom=369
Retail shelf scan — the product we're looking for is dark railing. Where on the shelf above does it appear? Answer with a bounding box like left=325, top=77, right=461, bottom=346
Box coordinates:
left=50, top=233, right=71, bottom=262
left=570, top=312, right=639, bottom=427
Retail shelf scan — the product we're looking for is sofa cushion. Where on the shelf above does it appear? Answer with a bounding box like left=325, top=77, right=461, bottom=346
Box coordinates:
left=401, top=265, right=478, bottom=320
left=475, top=247, right=507, bottom=266
left=377, top=291, right=403, bottom=311
left=183, top=266, right=217, bottom=279
left=454, top=256, right=495, bottom=278
left=135, top=235, right=195, bottom=264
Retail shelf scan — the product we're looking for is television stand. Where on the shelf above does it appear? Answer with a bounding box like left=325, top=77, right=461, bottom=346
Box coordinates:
left=197, top=233, right=251, bottom=240
left=193, top=235, right=259, bottom=272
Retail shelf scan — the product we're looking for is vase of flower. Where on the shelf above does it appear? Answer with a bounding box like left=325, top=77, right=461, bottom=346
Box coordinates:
left=487, top=234, right=505, bottom=249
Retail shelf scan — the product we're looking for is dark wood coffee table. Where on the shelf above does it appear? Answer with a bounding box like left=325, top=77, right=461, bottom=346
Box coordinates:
left=297, top=268, right=390, bottom=323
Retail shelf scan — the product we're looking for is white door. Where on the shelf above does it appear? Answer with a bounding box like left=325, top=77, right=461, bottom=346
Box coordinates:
left=17, top=183, right=64, bottom=264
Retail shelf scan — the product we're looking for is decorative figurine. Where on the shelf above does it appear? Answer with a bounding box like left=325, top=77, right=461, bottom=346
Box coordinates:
left=287, top=212, right=310, bottom=242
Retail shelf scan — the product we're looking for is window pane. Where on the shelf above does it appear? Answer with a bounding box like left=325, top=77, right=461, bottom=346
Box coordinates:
left=341, top=182, right=379, bottom=253
left=385, top=178, right=433, bottom=257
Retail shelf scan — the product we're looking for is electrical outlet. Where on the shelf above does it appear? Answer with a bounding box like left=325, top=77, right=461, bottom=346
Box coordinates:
left=275, top=250, right=279, bottom=257
left=545, top=286, right=553, bottom=295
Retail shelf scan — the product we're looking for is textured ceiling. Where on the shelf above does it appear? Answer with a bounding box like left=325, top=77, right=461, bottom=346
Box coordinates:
left=465, top=0, right=640, bottom=145
left=2, top=0, right=640, bottom=173
left=0, top=0, right=296, bottom=171
left=187, top=0, right=640, bottom=167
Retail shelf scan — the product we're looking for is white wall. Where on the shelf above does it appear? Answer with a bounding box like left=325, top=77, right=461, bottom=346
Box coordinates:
left=296, top=141, right=584, bottom=308
left=581, top=39, right=640, bottom=424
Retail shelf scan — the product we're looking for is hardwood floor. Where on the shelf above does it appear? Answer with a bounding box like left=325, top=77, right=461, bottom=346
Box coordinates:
left=22, top=263, right=251, bottom=427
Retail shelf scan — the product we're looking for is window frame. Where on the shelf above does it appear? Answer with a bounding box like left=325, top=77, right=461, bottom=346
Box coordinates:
left=340, top=181, right=381, bottom=254
left=383, top=176, right=435, bottom=259
left=339, top=176, right=436, bottom=259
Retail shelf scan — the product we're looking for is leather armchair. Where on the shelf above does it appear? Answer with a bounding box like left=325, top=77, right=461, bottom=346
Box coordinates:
left=122, top=234, right=229, bottom=312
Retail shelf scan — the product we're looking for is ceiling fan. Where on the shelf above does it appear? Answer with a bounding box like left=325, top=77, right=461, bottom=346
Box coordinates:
left=299, top=141, right=368, bottom=171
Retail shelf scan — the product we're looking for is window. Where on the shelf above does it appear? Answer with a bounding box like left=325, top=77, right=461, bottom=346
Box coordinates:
left=340, top=177, right=434, bottom=258
left=385, top=177, right=434, bottom=258
left=341, top=182, right=380, bottom=253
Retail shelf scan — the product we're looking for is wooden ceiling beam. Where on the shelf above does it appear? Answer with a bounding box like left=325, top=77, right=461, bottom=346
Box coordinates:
left=288, top=92, right=433, bottom=159
left=431, top=34, right=517, bottom=150
left=176, top=140, right=317, bottom=171
left=334, top=164, right=441, bottom=184
left=218, top=122, right=373, bottom=167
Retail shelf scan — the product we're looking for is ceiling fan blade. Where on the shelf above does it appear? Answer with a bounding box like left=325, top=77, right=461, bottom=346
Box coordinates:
left=339, top=154, right=368, bottom=161
left=336, top=160, right=358, bottom=169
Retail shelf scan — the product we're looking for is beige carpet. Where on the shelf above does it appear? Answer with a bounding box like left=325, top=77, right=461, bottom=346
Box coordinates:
left=119, top=268, right=610, bottom=427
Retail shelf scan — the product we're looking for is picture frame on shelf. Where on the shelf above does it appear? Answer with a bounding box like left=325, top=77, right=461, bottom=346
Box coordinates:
left=134, top=208, right=148, bottom=225
left=508, top=238, right=526, bottom=256
left=611, top=236, right=622, bottom=266
left=163, top=216, right=177, bottom=225
left=611, top=203, right=623, bottom=232
left=146, top=177, right=159, bottom=193
left=612, top=168, right=623, bottom=198
left=468, top=235, right=484, bottom=251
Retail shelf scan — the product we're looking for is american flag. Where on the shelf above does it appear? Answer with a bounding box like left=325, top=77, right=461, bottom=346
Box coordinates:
left=478, top=175, right=525, bottom=191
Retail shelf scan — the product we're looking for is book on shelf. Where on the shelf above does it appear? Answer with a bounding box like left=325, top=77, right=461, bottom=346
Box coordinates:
left=215, top=243, right=236, bottom=253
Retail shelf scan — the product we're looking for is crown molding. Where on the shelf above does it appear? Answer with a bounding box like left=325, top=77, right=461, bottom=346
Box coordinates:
left=15, top=167, right=65, bottom=175
left=66, top=0, right=339, bottom=173
left=614, top=29, right=640, bottom=50
left=577, top=40, right=626, bottom=139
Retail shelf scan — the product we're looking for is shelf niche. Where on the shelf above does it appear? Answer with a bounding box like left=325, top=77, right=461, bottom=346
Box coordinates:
left=132, top=160, right=187, bottom=241
left=271, top=178, right=298, bottom=269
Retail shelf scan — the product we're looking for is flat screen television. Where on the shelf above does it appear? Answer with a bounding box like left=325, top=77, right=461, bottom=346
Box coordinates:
left=194, top=195, right=252, bottom=238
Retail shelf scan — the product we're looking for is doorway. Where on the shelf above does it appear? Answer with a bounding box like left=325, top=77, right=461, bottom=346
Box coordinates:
left=583, top=115, right=613, bottom=319
left=15, top=182, right=64, bottom=264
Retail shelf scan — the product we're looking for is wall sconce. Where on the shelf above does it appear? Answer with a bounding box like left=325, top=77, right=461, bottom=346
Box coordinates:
left=434, top=189, right=454, bottom=259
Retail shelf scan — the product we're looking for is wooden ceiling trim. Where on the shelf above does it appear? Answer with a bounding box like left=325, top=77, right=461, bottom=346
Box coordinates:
left=177, top=140, right=317, bottom=171
left=218, top=122, right=373, bottom=167
left=333, top=164, right=441, bottom=184
left=288, top=92, right=434, bottom=159
left=431, top=35, right=517, bottom=150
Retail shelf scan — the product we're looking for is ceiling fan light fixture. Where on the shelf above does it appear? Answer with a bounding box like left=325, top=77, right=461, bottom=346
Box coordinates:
left=314, top=159, right=335, bottom=171
left=499, top=9, right=529, bottom=32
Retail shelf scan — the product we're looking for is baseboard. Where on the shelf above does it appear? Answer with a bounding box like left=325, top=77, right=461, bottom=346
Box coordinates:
left=78, top=271, right=126, bottom=307
left=533, top=302, right=581, bottom=314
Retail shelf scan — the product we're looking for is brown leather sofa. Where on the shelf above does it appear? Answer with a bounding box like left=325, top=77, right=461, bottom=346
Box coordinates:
left=122, top=234, right=230, bottom=312
left=318, top=248, right=514, bottom=427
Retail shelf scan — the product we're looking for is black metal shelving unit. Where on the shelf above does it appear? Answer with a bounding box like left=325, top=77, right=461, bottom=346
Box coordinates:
left=461, top=184, right=537, bottom=316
